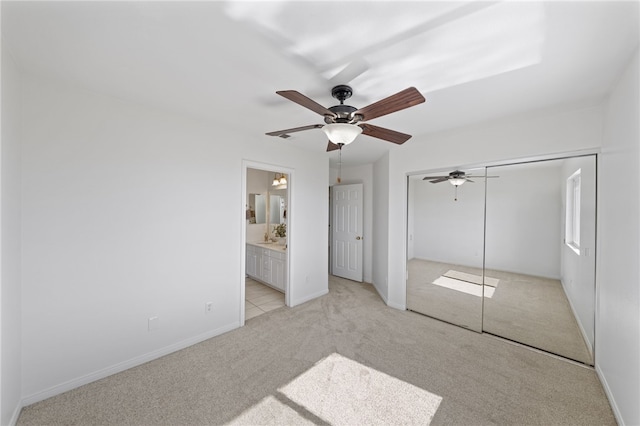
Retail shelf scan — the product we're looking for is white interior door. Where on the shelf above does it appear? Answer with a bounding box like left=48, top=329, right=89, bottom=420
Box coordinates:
left=332, top=184, right=363, bottom=282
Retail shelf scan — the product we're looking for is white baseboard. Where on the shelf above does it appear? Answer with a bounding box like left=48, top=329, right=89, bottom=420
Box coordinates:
left=560, top=279, right=594, bottom=358
left=371, top=281, right=406, bottom=310
left=21, top=321, right=240, bottom=407
left=372, top=281, right=388, bottom=303
left=8, top=402, right=22, bottom=426
left=290, top=289, right=328, bottom=307
left=386, top=300, right=406, bottom=310
left=595, top=363, right=625, bottom=426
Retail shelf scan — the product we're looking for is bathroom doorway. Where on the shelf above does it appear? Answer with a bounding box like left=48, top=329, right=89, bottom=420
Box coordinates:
left=242, top=162, right=292, bottom=324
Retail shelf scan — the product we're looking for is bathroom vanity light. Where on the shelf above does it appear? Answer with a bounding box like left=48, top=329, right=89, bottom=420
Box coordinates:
left=273, top=173, right=287, bottom=188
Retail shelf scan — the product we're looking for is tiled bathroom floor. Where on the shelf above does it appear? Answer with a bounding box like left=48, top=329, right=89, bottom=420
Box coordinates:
left=245, top=277, right=285, bottom=320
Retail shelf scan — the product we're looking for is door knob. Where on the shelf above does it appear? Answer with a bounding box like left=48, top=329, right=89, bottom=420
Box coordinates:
left=356, top=236, right=362, bottom=240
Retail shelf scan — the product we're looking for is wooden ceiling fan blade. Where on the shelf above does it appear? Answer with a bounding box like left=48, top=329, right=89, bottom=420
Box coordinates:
left=428, top=177, right=450, bottom=184
left=354, top=87, right=425, bottom=121
left=276, top=90, right=337, bottom=118
left=465, top=179, right=475, bottom=183
left=422, top=176, right=448, bottom=180
left=359, top=123, right=411, bottom=145
left=266, top=124, right=323, bottom=138
left=326, top=141, right=341, bottom=152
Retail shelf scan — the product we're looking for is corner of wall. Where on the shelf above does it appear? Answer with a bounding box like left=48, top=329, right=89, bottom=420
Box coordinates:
left=596, top=47, right=640, bottom=426
left=1, top=35, right=24, bottom=426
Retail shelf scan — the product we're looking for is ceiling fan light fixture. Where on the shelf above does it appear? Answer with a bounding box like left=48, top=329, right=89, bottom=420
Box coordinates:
left=322, top=123, right=362, bottom=145
left=449, top=178, right=466, bottom=186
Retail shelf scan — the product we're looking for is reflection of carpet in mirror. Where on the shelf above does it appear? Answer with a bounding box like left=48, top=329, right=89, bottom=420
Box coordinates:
left=444, top=270, right=499, bottom=287
left=407, top=259, right=593, bottom=365
left=406, top=259, right=486, bottom=332
left=432, top=276, right=495, bottom=298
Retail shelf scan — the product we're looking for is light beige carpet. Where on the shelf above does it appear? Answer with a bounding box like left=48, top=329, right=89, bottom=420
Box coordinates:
left=17, top=276, right=613, bottom=425
left=231, top=353, right=442, bottom=425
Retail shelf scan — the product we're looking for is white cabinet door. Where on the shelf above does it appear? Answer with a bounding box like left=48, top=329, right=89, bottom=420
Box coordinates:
left=271, top=257, right=286, bottom=291
left=246, top=245, right=256, bottom=277
left=247, top=245, right=286, bottom=293
left=261, top=248, right=272, bottom=284
left=246, top=245, right=262, bottom=280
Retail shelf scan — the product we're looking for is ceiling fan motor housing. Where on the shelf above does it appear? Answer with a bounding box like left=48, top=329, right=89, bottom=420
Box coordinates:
left=325, top=104, right=359, bottom=124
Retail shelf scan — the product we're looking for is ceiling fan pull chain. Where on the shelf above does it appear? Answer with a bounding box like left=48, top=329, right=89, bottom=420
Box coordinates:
left=337, top=147, right=342, bottom=184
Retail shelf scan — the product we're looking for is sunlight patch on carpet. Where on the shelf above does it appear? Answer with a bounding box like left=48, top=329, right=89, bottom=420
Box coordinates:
left=279, top=353, right=442, bottom=425
left=444, top=270, right=500, bottom=287
left=227, top=395, right=313, bottom=425
left=432, top=276, right=495, bottom=298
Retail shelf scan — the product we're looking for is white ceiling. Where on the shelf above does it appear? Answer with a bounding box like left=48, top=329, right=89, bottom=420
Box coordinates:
left=2, top=1, right=638, bottom=167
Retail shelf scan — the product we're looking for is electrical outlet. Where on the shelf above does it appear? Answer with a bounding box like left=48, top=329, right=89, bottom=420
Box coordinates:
left=205, top=302, right=213, bottom=314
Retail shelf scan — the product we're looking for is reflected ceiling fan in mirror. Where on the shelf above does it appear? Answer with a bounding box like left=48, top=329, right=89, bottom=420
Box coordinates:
left=266, top=85, right=425, bottom=151
left=423, top=170, right=499, bottom=201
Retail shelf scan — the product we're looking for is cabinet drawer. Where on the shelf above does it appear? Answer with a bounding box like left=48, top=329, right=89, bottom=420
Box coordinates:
left=269, top=250, right=286, bottom=260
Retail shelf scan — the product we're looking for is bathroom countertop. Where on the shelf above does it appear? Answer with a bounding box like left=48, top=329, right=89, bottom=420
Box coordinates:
left=247, top=241, right=287, bottom=251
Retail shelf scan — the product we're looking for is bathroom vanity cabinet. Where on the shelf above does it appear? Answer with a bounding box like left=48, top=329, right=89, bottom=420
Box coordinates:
left=246, top=243, right=286, bottom=292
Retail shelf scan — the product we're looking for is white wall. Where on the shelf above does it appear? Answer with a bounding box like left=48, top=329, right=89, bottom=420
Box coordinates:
left=409, top=169, right=485, bottom=269
left=560, top=155, right=596, bottom=352
left=384, top=102, right=604, bottom=309
left=329, top=164, right=373, bottom=283
left=484, top=161, right=562, bottom=278
left=409, top=161, right=570, bottom=277
left=372, top=154, right=390, bottom=304
left=597, top=50, right=639, bottom=426
left=1, top=43, right=23, bottom=426
left=19, top=74, right=328, bottom=404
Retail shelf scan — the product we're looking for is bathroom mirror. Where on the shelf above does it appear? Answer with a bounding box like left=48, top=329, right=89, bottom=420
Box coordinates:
left=269, top=194, right=286, bottom=225
left=248, top=193, right=266, bottom=224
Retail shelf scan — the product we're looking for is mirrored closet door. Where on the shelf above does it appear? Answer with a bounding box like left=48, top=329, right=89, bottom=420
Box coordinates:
left=483, top=156, right=595, bottom=364
left=406, top=167, right=486, bottom=332
left=407, top=155, right=596, bottom=365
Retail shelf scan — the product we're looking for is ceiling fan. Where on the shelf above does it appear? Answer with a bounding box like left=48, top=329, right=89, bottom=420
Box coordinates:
left=423, top=170, right=479, bottom=186
left=422, top=170, right=498, bottom=200
left=265, top=85, right=425, bottom=152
